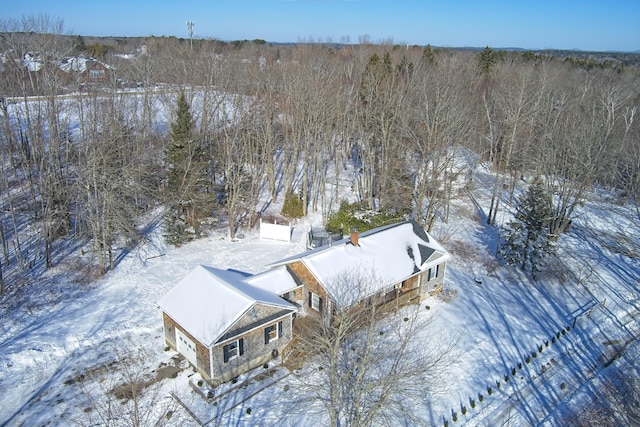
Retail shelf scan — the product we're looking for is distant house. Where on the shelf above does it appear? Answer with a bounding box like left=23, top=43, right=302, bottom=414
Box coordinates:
left=157, top=266, right=297, bottom=385
left=57, top=56, right=114, bottom=85
left=22, top=52, right=44, bottom=73
left=158, top=220, right=450, bottom=385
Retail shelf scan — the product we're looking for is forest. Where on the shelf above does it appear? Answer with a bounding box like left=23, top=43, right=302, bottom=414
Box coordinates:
left=1, top=15, right=639, bottom=295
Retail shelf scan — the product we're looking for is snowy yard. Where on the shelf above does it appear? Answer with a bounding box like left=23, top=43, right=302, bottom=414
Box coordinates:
left=1, top=164, right=639, bottom=426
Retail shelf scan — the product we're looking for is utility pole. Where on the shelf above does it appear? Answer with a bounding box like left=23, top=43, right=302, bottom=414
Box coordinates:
left=186, top=20, right=194, bottom=50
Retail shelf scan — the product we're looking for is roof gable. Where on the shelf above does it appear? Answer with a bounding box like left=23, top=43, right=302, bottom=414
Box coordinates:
left=216, top=302, right=292, bottom=344
left=157, top=265, right=295, bottom=347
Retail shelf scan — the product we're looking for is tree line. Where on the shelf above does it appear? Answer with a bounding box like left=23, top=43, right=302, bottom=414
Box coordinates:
left=1, top=15, right=639, bottom=293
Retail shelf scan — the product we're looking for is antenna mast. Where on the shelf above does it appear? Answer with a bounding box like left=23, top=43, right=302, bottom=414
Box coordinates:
left=186, top=20, right=194, bottom=50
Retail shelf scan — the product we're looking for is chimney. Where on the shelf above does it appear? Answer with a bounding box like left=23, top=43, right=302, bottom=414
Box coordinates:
left=350, top=228, right=360, bottom=246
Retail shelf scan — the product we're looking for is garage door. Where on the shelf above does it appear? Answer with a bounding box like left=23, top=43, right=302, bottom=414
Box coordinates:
left=176, top=329, right=198, bottom=367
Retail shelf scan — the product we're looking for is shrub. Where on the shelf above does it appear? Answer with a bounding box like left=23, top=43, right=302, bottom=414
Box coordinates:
left=470, top=399, right=476, bottom=408
left=452, top=412, right=458, bottom=422
left=479, top=394, right=484, bottom=402
left=533, top=352, right=537, bottom=358
left=461, top=406, right=467, bottom=415
left=561, top=329, right=566, bottom=335
left=539, top=345, right=543, bottom=352
left=545, top=340, right=549, bottom=347
left=325, top=200, right=406, bottom=234
left=496, top=380, right=501, bottom=388
left=281, top=191, right=304, bottom=219
left=425, top=305, right=431, bottom=310
left=246, top=408, right=252, bottom=415
left=518, top=363, right=522, bottom=370
left=505, top=375, right=509, bottom=383
left=488, top=386, right=493, bottom=395
left=512, top=367, right=517, bottom=375
left=526, top=356, right=531, bottom=364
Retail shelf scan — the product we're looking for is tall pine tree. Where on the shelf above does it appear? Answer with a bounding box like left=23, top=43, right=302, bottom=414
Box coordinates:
left=164, top=91, right=208, bottom=245
left=499, top=177, right=554, bottom=279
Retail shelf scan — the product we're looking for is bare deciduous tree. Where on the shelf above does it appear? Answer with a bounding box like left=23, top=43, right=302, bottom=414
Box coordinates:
left=403, top=53, right=474, bottom=231
left=70, top=344, right=179, bottom=427
left=290, top=270, right=458, bottom=426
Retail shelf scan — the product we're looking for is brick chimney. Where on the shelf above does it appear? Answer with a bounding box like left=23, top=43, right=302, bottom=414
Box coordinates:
left=350, top=228, right=360, bottom=246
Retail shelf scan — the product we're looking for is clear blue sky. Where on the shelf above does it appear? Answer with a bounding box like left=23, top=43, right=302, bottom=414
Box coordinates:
left=4, top=0, right=639, bottom=52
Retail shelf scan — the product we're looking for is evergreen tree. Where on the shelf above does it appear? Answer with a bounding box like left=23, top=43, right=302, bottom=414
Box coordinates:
left=359, top=53, right=392, bottom=107
left=476, top=46, right=497, bottom=76
left=499, top=177, right=554, bottom=279
left=73, top=35, right=86, bottom=54
left=422, top=44, right=436, bottom=65
left=164, top=91, right=208, bottom=245
left=396, top=54, right=414, bottom=78
left=281, top=191, right=304, bottom=219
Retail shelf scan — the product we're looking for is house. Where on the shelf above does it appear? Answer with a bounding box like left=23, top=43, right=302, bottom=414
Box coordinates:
left=158, top=220, right=450, bottom=384
left=157, top=265, right=297, bottom=385
left=264, top=220, right=450, bottom=317
left=57, top=56, right=113, bottom=85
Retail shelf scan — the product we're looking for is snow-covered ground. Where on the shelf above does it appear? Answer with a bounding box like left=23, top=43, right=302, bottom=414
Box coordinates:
left=1, top=94, right=639, bottom=426
left=1, top=167, right=638, bottom=426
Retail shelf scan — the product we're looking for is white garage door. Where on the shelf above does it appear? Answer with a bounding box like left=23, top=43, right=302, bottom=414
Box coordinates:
left=176, top=329, right=198, bottom=366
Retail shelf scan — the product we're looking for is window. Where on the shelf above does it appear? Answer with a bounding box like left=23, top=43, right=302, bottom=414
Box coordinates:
left=428, top=264, right=441, bottom=281
left=223, top=338, right=244, bottom=363
left=264, top=321, right=283, bottom=344
left=309, top=291, right=323, bottom=312
left=90, top=69, right=105, bottom=79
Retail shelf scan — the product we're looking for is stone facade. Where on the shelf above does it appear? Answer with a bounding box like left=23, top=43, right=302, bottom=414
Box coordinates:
left=210, top=313, right=293, bottom=385
left=163, top=306, right=294, bottom=385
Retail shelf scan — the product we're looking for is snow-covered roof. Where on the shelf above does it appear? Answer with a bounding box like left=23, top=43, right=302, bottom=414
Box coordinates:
left=157, top=265, right=296, bottom=347
left=22, top=52, right=43, bottom=72
left=58, top=57, right=113, bottom=73
left=245, top=265, right=301, bottom=295
left=270, top=221, right=450, bottom=306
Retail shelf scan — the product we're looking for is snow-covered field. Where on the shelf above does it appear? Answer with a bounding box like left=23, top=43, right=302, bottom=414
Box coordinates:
left=1, top=168, right=638, bottom=426
left=1, top=94, right=639, bottom=426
